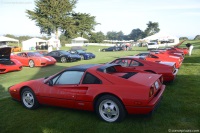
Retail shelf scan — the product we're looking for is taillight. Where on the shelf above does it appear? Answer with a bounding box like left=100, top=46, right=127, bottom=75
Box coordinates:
left=149, top=85, right=154, bottom=97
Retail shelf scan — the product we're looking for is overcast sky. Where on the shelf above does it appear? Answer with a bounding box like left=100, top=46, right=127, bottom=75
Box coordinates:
left=0, top=0, right=200, bottom=39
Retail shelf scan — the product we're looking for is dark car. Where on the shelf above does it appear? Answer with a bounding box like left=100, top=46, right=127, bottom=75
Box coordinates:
left=101, top=46, right=123, bottom=52
left=46, top=50, right=81, bottom=63
left=68, top=50, right=95, bottom=60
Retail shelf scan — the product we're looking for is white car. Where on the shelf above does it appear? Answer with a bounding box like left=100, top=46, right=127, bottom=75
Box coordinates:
left=147, top=42, right=159, bottom=50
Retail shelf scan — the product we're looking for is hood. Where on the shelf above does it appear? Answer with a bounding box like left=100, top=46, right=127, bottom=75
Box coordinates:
left=0, top=47, right=11, bottom=60
left=127, top=73, right=161, bottom=86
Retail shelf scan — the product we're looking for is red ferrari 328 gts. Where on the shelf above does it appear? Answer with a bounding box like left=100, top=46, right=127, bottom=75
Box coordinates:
left=11, top=52, right=56, bottom=68
left=0, top=47, right=22, bottom=74
left=110, top=57, right=178, bottom=82
left=9, top=64, right=165, bottom=122
left=135, top=52, right=183, bottom=69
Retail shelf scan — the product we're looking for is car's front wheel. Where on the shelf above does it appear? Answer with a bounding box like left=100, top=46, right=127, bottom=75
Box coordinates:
left=61, top=57, right=67, bottom=63
left=21, top=88, right=39, bottom=109
left=95, top=95, right=126, bottom=122
left=29, top=60, right=35, bottom=68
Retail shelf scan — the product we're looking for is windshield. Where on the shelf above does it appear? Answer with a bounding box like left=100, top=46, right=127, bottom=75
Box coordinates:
left=77, top=50, right=86, bottom=53
left=60, top=50, right=70, bottom=55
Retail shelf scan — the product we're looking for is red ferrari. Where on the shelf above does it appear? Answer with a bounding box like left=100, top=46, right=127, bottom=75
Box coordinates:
left=151, top=49, right=184, bottom=59
left=0, top=47, right=22, bottom=74
left=158, top=40, right=189, bottom=55
left=9, top=64, right=165, bottom=122
left=135, top=52, right=183, bottom=69
left=11, top=52, right=56, bottom=68
left=110, top=57, right=178, bottom=82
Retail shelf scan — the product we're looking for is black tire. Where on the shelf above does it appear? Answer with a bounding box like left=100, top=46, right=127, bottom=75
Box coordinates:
left=29, top=60, right=35, bottom=68
left=60, top=57, right=67, bottom=63
left=21, top=88, right=39, bottom=109
left=95, top=95, right=126, bottom=122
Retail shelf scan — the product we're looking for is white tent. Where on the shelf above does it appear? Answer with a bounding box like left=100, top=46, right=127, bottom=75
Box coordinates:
left=71, top=37, right=88, bottom=46
left=0, top=36, right=19, bottom=47
left=142, top=32, right=179, bottom=46
left=48, top=37, right=61, bottom=48
left=22, top=38, right=47, bottom=50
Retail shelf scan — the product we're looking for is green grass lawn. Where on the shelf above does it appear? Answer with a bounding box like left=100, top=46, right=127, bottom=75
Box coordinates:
left=0, top=41, right=200, bottom=133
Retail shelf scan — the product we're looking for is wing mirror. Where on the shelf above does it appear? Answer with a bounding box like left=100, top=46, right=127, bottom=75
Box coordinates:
left=48, top=79, right=53, bottom=86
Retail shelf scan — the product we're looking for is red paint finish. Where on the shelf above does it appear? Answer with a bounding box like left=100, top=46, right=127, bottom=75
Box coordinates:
left=9, top=64, right=166, bottom=116
left=110, top=57, right=178, bottom=82
left=11, top=52, right=56, bottom=67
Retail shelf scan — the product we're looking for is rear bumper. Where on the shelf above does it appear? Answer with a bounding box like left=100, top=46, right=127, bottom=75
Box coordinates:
left=125, top=85, right=166, bottom=114
left=163, top=69, right=178, bottom=82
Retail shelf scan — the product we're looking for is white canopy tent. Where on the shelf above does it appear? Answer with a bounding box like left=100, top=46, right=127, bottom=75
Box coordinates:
left=0, top=36, right=19, bottom=47
left=22, top=38, right=47, bottom=50
left=48, top=37, right=61, bottom=48
left=71, top=37, right=88, bottom=46
left=142, top=32, right=179, bottom=47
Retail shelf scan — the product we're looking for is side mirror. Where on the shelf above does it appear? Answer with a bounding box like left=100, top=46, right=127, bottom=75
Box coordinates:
left=48, top=79, right=53, bottom=86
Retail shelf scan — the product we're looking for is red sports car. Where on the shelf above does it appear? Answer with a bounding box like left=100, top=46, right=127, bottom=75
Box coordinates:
left=151, top=49, right=184, bottom=59
left=110, top=57, right=178, bottom=82
left=0, top=47, right=22, bottom=74
left=158, top=40, right=189, bottom=55
left=11, top=52, right=56, bottom=68
left=9, top=64, right=165, bottom=122
left=135, top=52, right=183, bottom=69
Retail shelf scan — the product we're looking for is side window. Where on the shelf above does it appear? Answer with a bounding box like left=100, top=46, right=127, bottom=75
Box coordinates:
left=130, top=60, right=140, bottom=66
left=114, top=59, right=129, bottom=67
left=82, top=72, right=102, bottom=84
left=54, top=71, right=84, bottom=85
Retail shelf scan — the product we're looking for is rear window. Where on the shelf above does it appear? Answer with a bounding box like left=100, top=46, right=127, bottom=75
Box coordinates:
left=82, top=72, right=102, bottom=84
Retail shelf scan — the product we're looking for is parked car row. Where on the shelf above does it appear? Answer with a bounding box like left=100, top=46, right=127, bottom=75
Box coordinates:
left=0, top=47, right=96, bottom=73
left=4, top=44, right=189, bottom=123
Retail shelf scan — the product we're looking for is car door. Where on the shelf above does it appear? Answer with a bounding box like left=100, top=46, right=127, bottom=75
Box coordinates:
left=129, top=59, right=144, bottom=71
left=39, top=71, right=85, bottom=108
left=16, top=53, right=29, bottom=66
left=48, top=51, right=60, bottom=61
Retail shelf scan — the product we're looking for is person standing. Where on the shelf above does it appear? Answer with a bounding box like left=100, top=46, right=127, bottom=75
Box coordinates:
left=186, top=43, right=194, bottom=56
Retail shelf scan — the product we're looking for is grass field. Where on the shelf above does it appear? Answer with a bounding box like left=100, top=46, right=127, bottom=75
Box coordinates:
left=0, top=41, right=200, bottom=133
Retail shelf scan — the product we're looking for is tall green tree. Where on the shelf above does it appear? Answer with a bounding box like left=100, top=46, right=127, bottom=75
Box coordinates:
left=70, top=13, right=98, bottom=37
left=26, top=0, right=98, bottom=39
left=144, top=21, right=160, bottom=36
left=129, top=28, right=144, bottom=41
left=26, top=0, right=77, bottom=39
left=89, top=31, right=106, bottom=43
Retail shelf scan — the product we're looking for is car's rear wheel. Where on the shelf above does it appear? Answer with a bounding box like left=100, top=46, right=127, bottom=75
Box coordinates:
left=61, top=57, right=67, bottom=63
left=29, top=60, right=35, bottom=68
left=21, top=88, right=39, bottom=109
left=95, top=95, right=126, bottom=122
